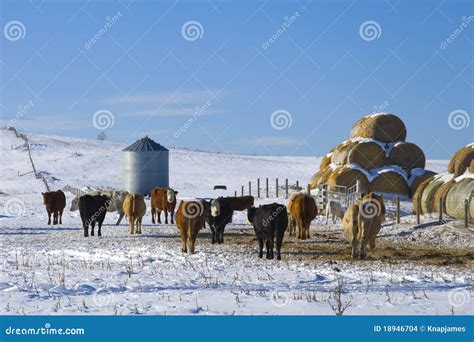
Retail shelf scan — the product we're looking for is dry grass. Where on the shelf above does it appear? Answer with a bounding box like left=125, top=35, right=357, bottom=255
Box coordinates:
left=370, top=171, right=409, bottom=197
left=389, top=142, right=426, bottom=171
left=349, top=113, right=407, bottom=143
left=347, top=141, right=387, bottom=169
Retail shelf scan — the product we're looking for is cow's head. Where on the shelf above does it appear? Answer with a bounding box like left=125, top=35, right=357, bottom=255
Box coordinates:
left=70, top=196, right=80, bottom=211
left=247, top=206, right=257, bottom=224
left=167, top=189, right=178, bottom=203
left=210, top=199, right=220, bottom=217
left=42, top=192, right=51, bottom=205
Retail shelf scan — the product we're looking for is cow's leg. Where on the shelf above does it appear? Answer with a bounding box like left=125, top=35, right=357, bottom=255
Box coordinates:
left=265, top=240, right=271, bottom=259
left=306, top=224, right=311, bottom=239
left=369, top=237, right=376, bottom=250
left=276, top=231, right=284, bottom=260
left=157, top=210, right=162, bottom=224
left=210, top=226, right=216, bottom=244
left=91, top=221, right=95, bottom=236
left=59, top=210, right=63, bottom=224
left=137, top=217, right=142, bottom=234
left=258, top=238, right=264, bottom=258
left=47, top=209, right=52, bottom=225
left=129, top=216, right=135, bottom=234
left=189, top=230, right=198, bottom=254
left=351, top=238, right=358, bottom=259
left=360, top=238, right=368, bottom=259
left=180, top=229, right=187, bottom=253
left=151, top=206, right=156, bottom=224
left=116, top=212, right=124, bottom=225
left=83, top=224, right=89, bottom=237
left=219, top=226, right=224, bottom=244
left=297, top=221, right=304, bottom=240
left=332, top=214, right=336, bottom=225
left=53, top=211, right=58, bottom=225
left=98, top=221, right=102, bottom=237
left=325, top=211, right=329, bottom=225
left=170, top=210, right=174, bottom=224
left=164, top=210, right=169, bottom=224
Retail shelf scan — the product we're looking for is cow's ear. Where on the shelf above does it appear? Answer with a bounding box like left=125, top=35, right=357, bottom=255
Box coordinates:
left=175, top=191, right=179, bottom=195
left=41, top=192, right=44, bottom=196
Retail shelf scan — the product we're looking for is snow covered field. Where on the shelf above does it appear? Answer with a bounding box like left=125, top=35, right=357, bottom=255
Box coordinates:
left=0, top=129, right=472, bottom=315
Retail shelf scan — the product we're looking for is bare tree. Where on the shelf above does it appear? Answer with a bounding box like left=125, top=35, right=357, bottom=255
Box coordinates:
left=97, top=132, right=107, bottom=141
left=327, top=277, right=353, bottom=316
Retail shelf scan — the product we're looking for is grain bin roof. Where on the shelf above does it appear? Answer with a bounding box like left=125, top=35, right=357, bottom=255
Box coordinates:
left=123, top=136, right=169, bottom=152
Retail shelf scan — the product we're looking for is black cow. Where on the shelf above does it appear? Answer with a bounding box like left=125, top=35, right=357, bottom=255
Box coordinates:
left=79, top=194, right=110, bottom=237
left=207, top=197, right=234, bottom=244
left=247, top=203, right=288, bottom=260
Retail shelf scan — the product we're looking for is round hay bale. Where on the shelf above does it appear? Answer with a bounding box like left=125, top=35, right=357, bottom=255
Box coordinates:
left=445, top=178, right=474, bottom=221
left=432, top=180, right=456, bottom=213
left=320, top=153, right=332, bottom=170
left=388, top=142, right=426, bottom=171
left=331, top=140, right=358, bottom=165
left=421, top=176, right=448, bottom=213
left=347, top=141, right=388, bottom=169
left=370, top=171, right=409, bottom=197
left=410, top=170, right=437, bottom=198
left=411, top=176, right=435, bottom=214
left=448, top=145, right=474, bottom=176
left=350, top=113, right=407, bottom=143
left=309, top=167, right=333, bottom=189
left=327, top=166, right=369, bottom=193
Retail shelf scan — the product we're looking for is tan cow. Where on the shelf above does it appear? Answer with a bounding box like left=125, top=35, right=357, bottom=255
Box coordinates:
left=122, top=193, right=147, bottom=235
left=176, top=200, right=205, bottom=254
left=150, top=187, right=178, bottom=224
left=287, top=193, right=318, bottom=239
left=342, top=193, right=385, bottom=259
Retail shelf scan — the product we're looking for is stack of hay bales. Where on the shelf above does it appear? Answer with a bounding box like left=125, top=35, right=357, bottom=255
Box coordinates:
left=415, top=143, right=473, bottom=221
left=310, top=113, right=434, bottom=199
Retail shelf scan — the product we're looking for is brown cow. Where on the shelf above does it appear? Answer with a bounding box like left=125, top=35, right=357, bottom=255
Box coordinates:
left=150, top=187, right=178, bottom=224
left=342, top=193, right=385, bottom=259
left=227, top=196, right=254, bottom=211
left=122, top=193, right=146, bottom=234
left=287, top=193, right=318, bottom=239
left=42, top=190, right=66, bottom=225
left=176, top=200, right=205, bottom=254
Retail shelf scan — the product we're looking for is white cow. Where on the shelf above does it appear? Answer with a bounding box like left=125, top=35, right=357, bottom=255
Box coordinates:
left=325, top=200, right=344, bottom=225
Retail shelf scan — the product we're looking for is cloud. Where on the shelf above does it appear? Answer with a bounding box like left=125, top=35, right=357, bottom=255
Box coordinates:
left=101, top=90, right=223, bottom=106
left=238, top=136, right=305, bottom=146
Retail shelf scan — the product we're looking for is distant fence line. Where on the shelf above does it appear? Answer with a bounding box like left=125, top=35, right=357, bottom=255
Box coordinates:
left=6, top=126, right=50, bottom=192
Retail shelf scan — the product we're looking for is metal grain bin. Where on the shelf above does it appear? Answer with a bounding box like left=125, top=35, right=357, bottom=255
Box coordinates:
left=123, top=136, right=169, bottom=195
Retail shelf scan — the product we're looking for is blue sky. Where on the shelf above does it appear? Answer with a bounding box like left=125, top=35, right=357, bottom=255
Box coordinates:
left=0, top=0, right=472, bottom=158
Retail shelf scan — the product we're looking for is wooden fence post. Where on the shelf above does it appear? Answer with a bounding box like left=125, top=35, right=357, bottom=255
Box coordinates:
left=241, top=186, right=244, bottom=196
left=275, top=179, right=279, bottom=198
left=234, top=191, right=237, bottom=197
left=396, top=196, right=400, bottom=224
left=296, top=180, right=299, bottom=191
left=266, top=178, right=269, bottom=198
left=307, top=184, right=311, bottom=195
left=249, top=181, right=252, bottom=196
left=438, top=197, right=443, bottom=225
left=465, top=199, right=469, bottom=229
left=257, top=178, right=260, bottom=198
left=285, top=178, right=289, bottom=199
left=416, top=196, right=421, bottom=225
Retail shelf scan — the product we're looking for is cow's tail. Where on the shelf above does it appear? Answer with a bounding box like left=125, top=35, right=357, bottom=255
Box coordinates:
left=132, top=193, right=136, bottom=213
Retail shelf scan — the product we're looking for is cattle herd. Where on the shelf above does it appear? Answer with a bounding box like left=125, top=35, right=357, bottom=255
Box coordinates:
left=41, top=187, right=386, bottom=260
